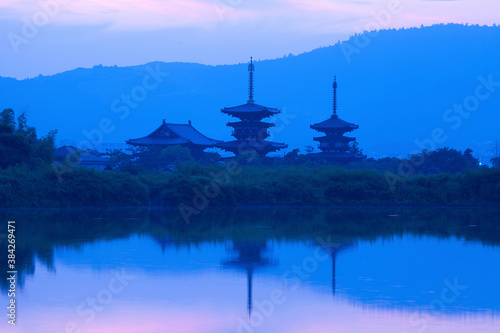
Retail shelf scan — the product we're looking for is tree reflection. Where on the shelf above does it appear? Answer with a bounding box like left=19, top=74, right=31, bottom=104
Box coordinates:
left=1, top=206, right=499, bottom=295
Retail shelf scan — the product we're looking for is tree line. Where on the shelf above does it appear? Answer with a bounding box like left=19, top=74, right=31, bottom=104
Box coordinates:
left=0, top=109, right=499, bottom=208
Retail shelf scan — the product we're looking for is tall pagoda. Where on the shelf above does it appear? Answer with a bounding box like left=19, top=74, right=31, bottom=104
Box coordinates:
left=217, top=58, right=287, bottom=157
left=310, top=77, right=366, bottom=162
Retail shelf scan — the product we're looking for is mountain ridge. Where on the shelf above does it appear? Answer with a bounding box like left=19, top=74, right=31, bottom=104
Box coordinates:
left=1, top=23, right=499, bottom=160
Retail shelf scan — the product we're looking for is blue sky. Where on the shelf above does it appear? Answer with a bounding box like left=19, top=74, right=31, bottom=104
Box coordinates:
left=1, top=0, right=499, bottom=79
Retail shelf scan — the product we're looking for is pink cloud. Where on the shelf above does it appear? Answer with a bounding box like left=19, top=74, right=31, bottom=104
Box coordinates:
left=2, top=0, right=498, bottom=32
left=0, top=0, right=250, bottom=30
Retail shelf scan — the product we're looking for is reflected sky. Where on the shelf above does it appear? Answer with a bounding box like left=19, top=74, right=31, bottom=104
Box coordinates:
left=2, top=227, right=499, bottom=333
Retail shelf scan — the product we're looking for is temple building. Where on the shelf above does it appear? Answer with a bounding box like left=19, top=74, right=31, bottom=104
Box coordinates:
left=54, top=145, right=109, bottom=170
left=310, top=77, right=366, bottom=162
left=126, top=120, right=220, bottom=156
left=217, top=58, right=287, bottom=157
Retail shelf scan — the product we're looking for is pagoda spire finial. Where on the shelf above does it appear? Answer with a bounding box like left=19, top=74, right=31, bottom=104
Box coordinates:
left=248, top=57, right=255, bottom=104
left=333, top=76, right=338, bottom=116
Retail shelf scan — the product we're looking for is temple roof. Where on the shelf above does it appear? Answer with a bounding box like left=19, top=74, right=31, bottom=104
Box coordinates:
left=314, top=135, right=356, bottom=143
left=55, top=146, right=108, bottom=164
left=55, top=145, right=80, bottom=159
left=221, top=102, right=280, bottom=117
left=127, top=120, right=220, bottom=147
left=310, top=115, right=359, bottom=132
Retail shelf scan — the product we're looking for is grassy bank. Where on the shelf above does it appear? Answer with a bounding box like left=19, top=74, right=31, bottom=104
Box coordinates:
left=1, top=163, right=499, bottom=207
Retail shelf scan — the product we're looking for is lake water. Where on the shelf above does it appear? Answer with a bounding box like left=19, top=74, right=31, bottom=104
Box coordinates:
left=1, top=207, right=499, bottom=333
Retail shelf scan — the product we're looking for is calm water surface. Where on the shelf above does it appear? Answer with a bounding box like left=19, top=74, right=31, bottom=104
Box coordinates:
left=0, top=208, right=499, bottom=333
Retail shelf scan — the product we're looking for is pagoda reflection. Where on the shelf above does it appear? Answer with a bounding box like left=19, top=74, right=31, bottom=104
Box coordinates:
left=313, top=240, right=355, bottom=295
left=222, top=241, right=275, bottom=318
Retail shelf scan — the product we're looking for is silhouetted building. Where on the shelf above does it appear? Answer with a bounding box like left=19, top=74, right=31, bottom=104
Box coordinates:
left=310, top=77, right=366, bottom=162
left=54, top=145, right=109, bottom=170
left=126, top=120, right=220, bottom=156
left=217, top=58, right=287, bottom=157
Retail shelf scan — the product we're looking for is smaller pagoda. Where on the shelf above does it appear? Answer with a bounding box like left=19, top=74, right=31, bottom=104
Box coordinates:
left=217, top=57, right=287, bottom=157
left=310, top=77, right=366, bottom=162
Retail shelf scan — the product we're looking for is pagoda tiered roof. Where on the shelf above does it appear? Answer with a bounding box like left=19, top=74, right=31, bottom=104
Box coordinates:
left=218, top=139, right=287, bottom=152
left=127, top=120, right=220, bottom=148
left=221, top=103, right=280, bottom=118
left=313, top=135, right=355, bottom=143
left=227, top=120, right=275, bottom=128
left=310, top=114, right=359, bottom=132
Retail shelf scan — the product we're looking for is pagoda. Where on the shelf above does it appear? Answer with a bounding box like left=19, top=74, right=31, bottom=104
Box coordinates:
left=217, top=57, right=287, bottom=157
left=310, top=77, right=366, bottom=162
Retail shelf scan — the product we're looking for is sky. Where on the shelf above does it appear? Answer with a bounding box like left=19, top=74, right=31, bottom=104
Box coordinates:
left=0, top=0, right=499, bottom=79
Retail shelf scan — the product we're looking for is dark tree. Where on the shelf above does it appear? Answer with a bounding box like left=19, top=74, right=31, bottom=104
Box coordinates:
left=285, top=148, right=300, bottom=160
left=0, top=109, right=56, bottom=168
left=349, top=141, right=363, bottom=155
left=410, top=147, right=479, bottom=174
left=304, top=145, right=314, bottom=155
left=0, top=109, right=15, bottom=134
left=124, top=144, right=195, bottom=170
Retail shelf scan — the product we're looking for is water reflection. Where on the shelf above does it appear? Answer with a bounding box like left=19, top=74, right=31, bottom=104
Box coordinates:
left=223, top=241, right=275, bottom=318
left=0, top=207, right=499, bottom=332
left=313, top=239, right=354, bottom=296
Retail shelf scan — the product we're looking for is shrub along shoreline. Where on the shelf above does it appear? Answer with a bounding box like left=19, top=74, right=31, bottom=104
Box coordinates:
left=2, top=108, right=498, bottom=208
left=1, top=164, right=499, bottom=208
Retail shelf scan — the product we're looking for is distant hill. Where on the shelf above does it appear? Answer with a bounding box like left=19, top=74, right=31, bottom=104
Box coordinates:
left=1, top=23, right=499, bottom=160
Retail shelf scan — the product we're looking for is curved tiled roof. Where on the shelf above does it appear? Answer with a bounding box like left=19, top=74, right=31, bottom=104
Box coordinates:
left=226, top=120, right=275, bottom=128
left=314, top=135, right=355, bottom=143
left=127, top=121, right=220, bottom=147
left=217, top=140, right=287, bottom=154
left=310, top=115, right=359, bottom=131
left=221, top=102, right=280, bottom=116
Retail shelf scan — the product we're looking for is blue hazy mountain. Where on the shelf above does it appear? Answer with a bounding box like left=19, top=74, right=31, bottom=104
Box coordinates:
left=1, top=23, right=499, bottom=159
